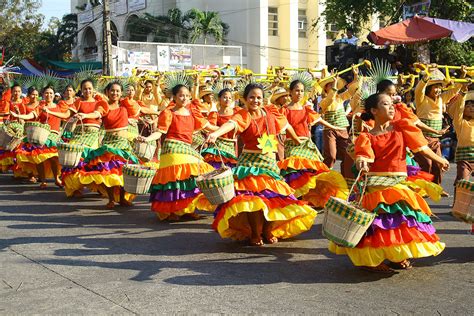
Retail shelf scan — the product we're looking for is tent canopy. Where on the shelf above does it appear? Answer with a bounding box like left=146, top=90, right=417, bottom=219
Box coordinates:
left=46, top=60, right=102, bottom=70
left=422, top=17, right=474, bottom=43
left=368, top=16, right=452, bottom=45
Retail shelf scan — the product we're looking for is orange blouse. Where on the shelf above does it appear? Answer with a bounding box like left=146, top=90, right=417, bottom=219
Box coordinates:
left=208, top=108, right=240, bottom=140
left=100, top=99, right=140, bottom=131
left=71, top=99, right=108, bottom=128
left=36, top=102, right=69, bottom=132
left=280, top=105, right=321, bottom=138
left=229, top=105, right=289, bottom=151
left=0, top=89, right=11, bottom=123
left=355, top=119, right=427, bottom=175
left=157, top=100, right=210, bottom=144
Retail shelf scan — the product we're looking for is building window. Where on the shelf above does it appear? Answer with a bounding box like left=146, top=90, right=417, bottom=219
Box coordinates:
left=268, top=7, right=278, bottom=36
left=327, top=23, right=339, bottom=33
left=298, top=9, right=307, bottom=38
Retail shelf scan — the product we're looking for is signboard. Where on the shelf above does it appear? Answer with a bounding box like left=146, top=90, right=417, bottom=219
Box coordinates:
left=402, top=1, right=431, bottom=19
left=78, top=9, right=93, bottom=24
left=121, top=64, right=157, bottom=77
left=157, top=45, right=170, bottom=71
left=128, top=0, right=146, bottom=12
left=127, top=51, right=152, bottom=65
left=114, top=0, right=128, bottom=16
left=169, top=46, right=192, bottom=70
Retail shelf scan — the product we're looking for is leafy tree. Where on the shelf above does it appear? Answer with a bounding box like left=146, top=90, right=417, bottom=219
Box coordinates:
left=187, top=9, right=227, bottom=44
left=319, top=0, right=473, bottom=64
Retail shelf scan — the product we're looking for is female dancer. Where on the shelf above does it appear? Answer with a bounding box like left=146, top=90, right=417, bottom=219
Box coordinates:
left=206, top=83, right=317, bottom=246
left=278, top=80, right=348, bottom=208
left=13, top=86, right=66, bottom=188
left=141, top=83, right=218, bottom=221
left=329, top=93, right=448, bottom=272
left=202, top=88, right=239, bottom=169
left=67, top=81, right=140, bottom=208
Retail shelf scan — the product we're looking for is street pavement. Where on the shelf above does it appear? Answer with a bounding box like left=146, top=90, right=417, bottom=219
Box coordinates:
left=0, top=165, right=472, bottom=315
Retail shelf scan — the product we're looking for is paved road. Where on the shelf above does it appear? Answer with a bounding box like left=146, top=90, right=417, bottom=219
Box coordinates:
left=0, top=166, right=473, bottom=314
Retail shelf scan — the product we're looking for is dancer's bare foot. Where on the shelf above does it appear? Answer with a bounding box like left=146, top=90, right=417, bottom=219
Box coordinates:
left=249, top=237, right=264, bottom=246
left=167, top=213, right=180, bottom=221
left=106, top=201, right=115, bottom=209
left=39, top=182, right=47, bottom=189
left=29, top=176, right=37, bottom=183
left=360, top=263, right=396, bottom=274
left=263, top=232, right=278, bottom=244
left=73, top=190, right=83, bottom=198
left=119, top=200, right=133, bottom=207
left=390, top=259, right=413, bottom=270
left=54, top=177, right=64, bottom=188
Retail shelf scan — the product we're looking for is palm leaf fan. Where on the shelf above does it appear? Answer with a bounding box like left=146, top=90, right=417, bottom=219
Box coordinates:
left=235, top=76, right=272, bottom=99
left=20, top=75, right=47, bottom=92
left=366, top=58, right=393, bottom=86
left=289, top=71, right=314, bottom=92
left=71, top=65, right=100, bottom=91
left=162, top=72, right=192, bottom=93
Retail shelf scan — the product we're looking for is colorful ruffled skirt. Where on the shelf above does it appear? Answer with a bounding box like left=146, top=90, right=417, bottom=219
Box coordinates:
left=0, top=122, right=23, bottom=173
left=16, top=131, right=60, bottom=179
left=201, top=137, right=238, bottom=169
left=149, top=139, right=215, bottom=220
left=329, top=176, right=445, bottom=267
left=213, top=151, right=318, bottom=240
left=62, top=133, right=137, bottom=202
left=278, top=139, right=348, bottom=208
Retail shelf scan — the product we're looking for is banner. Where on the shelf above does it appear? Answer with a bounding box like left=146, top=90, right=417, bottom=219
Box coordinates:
left=127, top=51, right=151, bottom=65
left=403, top=1, right=431, bottom=20
left=169, top=46, right=192, bottom=70
left=157, top=46, right=170, bottom=71
left=128, top=0, right=146, bottom=12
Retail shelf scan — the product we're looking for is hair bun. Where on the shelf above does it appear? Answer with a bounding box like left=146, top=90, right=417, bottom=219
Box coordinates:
left=360, top=111, right=374, bottom=121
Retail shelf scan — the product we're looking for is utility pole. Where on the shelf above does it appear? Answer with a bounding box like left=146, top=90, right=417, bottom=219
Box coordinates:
left=102, top=0, right=112, bottom=75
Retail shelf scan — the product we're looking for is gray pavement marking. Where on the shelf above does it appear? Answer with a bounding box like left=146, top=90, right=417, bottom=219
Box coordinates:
left=7, top=246, right=138, bottom=315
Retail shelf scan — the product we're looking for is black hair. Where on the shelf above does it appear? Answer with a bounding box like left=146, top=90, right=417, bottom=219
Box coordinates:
left=27, top=86, right=38, bottom=95
left=144, top=80, right=154, bottom=86
left=376, top=79, right=395, bottom=93
left=347, top=27, right=354, bottom=33
left=104, top=81, right=123, bottom=93
left=11, top=82, right=22, bottom=90
left=360, top=93, right=384, bottom=121
left=80, top=78, right=94, bottom=89
left=41, top=85, right=55, bottom=94
left=63, top=84, right=75, bottom=92
left=289, top=80, right=304, bottom=91
left=218, top=88, right=232, bottom=99
left=171, top=84, right=188, bottom=96
left=243, top=83, right=264, bottom=99
left=426, top=83, right=441, bottom=96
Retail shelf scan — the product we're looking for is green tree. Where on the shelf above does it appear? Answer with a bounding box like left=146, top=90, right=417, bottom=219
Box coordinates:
left=187, top=9, right=227, bottom=44
left=319, top=0, right=473, bottom=64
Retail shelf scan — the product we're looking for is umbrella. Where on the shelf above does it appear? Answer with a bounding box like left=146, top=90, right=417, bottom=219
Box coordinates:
left=368, top=16, right=452, bottom=45
left=422, top=17, right=474, bottom=43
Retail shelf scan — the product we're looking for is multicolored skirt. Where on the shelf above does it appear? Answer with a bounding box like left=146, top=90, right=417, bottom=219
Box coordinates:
left=0, top=122, right=24, bottom=171
left=201, top=137, right=238, bottom=169
left=16, top=130, right=60, bottom=179
left=329, top=176, right=445, bottom=267
left=149, top=138, right=215, bottom=220
left=278, top=139, right=348, bottom=208
left=62, top=133, right=138, bottom=202
left=212, top=151, right=317, bottom=240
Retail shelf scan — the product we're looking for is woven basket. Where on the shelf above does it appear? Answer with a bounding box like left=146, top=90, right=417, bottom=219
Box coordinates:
left=0, top=128, right=22, bottom=150
left=134, top=140, right=156, bottom=162
left=57, top=143, right=84, bottom=168
left=123, top=164, right=157, bottom=195
left=196, top=166, right=235, bottom=205
left=0, top=128, right=11, bottom=148
left=322, top=197, right=376, bottom=248
left=25, top=122, right=50, bottom=146
left=452, top=180, right=473, bottom=223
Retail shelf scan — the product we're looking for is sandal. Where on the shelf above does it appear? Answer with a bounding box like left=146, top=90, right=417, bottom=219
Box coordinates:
left=119, top=200, right=133, bottom=207
left=39, top=182, right=47, bottom=189
left=360, top=263, right=397, bottom=274
left=389, top=259, right=413, bottom=270
left=249, top=237, right=264, bottom=247
left=55, top=179, right=64, bottom=188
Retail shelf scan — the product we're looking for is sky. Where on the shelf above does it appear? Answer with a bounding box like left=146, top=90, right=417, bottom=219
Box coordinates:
left=38, top=0, right=71, bottom=26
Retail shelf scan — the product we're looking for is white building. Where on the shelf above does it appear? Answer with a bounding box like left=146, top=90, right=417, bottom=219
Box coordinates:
left=71, top=0, right=327, bottom=72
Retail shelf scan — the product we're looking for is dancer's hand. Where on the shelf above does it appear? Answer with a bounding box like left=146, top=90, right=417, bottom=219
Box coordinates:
left=356, top=160, right=369, bottom=173
left=438, top=158, right=450, bottom=172
left=136, top=136, right=148, bottom=143
left=206, top=133, right=218, bottom=144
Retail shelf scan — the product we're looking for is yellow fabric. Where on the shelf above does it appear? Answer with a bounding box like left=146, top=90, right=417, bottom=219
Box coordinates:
left=216, top=197, right=317, bottom=240
left=415, top=80, right=461, bottom=120
left=17, top=152, right=57, bottom=165
left=447, top=94, right=474, bottom=148
left=159, top=153, right=202, bottom=168
left=328, top=240, right=445, bottom=267
left=0, top=157, right=15, bottom=166
left=402, top=179, right=443, bottom=202
left=319, top=82, right=358, bottom=113
left=294, top=170, right=348, bottom=199
left=64, top=172, right=123, bottom=196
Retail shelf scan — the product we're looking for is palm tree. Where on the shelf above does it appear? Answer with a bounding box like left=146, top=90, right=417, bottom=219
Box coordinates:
left=187, top=9, right=227, bottom=45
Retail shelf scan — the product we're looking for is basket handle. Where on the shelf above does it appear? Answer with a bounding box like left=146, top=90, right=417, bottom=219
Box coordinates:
left=197, top=142, right=226, bottom=176
left=348, top=169, right=368, bottom=206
